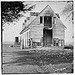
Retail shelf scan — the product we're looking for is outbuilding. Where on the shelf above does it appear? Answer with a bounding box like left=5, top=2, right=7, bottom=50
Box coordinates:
left=20, top=5, right=66, bottom=49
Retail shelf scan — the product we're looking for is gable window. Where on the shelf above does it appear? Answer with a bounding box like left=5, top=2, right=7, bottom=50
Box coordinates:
left=40, top=16, right=42, bottom=23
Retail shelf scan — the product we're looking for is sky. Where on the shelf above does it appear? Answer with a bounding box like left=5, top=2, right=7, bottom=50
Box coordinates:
left=3, top=1, right=74, bottom=45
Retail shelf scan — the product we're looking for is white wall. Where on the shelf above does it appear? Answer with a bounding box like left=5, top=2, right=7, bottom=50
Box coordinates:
left=21, top=29, right=30, bottom=48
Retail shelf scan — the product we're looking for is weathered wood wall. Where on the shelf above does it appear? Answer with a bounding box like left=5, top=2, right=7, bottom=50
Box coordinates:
left=21, top=29, right=30, bottom=48
left=30, top=5, right=54, bottom=43
left=53, top=17, right=65, bottom=40
left=21, top=5, right=66, bottom=48
left=31, top=24, right=43, bottom=42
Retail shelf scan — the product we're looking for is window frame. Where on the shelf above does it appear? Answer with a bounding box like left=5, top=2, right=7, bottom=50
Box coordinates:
left=40, top=16, right=43, bottom=23
left=53, top=17, right=56, bottom=24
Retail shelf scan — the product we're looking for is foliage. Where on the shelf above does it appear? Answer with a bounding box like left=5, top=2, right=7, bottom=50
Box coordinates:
left=61, top=1, right=73, bottom=20
left=1, top=1, right=35, bottom=25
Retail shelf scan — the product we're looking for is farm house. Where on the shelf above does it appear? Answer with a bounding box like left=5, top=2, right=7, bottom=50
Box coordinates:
left=20, top=5, right=66, bottom=49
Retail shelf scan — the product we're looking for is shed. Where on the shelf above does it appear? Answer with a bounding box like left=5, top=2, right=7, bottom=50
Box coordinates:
left=20, top=5, right=66, bottom=49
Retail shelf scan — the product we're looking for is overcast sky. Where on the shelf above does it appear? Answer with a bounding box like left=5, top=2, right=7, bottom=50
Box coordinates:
left=3, top=1, right=73, bottom=45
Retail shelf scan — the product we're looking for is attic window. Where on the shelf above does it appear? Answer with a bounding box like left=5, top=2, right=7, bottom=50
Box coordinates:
left=40, top=16, right=42, bottom=23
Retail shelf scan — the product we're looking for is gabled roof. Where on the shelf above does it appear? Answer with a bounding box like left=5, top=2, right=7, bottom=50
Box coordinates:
left=20, top=5, right=66, bottom=34
left=28, top=5, right=54, bottom=25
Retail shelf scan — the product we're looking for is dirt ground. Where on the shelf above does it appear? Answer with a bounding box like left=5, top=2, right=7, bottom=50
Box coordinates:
left=2, top=44, right=73, bottom=74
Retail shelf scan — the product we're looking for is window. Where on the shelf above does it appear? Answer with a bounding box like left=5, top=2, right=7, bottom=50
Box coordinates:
left=53, top=17, right=56, bottom=24
left=53, top=38, right=59, bottom=46
left=58, top=40, right=61, bottom=46
left=61, top=40, right=64, bottom=46
left=25, top=20, right=27, bottom=23
left=40, top=16, right=42, bottom=23
left=27, top=17, right=30, bottom=20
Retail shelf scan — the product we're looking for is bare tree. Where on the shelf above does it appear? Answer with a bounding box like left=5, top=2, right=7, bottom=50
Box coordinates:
left=61, top=1, right=73, bottom=20
left=61, top=1, right=74, bottom=38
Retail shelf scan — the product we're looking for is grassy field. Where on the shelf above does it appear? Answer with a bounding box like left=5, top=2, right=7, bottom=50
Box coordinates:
left=2, top=44, right=73, bottom=73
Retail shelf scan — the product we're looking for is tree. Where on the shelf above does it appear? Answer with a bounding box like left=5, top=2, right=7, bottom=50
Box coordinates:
left=1, top=1, right=36, bottom=25
left=61, top=1, right=73, bottom=20
left=61, top=1, right=74, bottom=38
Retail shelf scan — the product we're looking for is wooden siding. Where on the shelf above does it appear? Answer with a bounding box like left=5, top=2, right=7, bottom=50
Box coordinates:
left=29, top=5, right=65, bottom=44
left=31, top=24, right=43, bottom=42
left=53, top=18, right=65, bottom=40
left=20, top=5, right=66, bottom=48
left=21, top=29, right=30, bottom=48
left=30, top=5, right=54, bottom=43
left=30, top=5, right=54, bottom=25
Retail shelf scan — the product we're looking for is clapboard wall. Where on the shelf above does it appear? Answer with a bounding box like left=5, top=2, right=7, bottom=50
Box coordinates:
left=30, top=5, right=54, bottom=42
left=20, top=5, right=66, bottom=48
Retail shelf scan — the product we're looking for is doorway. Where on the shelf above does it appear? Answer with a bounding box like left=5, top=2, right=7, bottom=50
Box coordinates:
left=44, top=16, right=52, bottom=28
left=43, top=29, right=52, bottom=46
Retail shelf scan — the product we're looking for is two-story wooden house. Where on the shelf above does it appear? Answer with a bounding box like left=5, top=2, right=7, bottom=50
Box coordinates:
left=20, top=5, right=66, bottom=49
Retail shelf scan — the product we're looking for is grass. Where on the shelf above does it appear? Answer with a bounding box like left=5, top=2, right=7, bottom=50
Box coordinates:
left=3, top=44, right=73, bottom=73
left=12, top=49, right=73, bottom=65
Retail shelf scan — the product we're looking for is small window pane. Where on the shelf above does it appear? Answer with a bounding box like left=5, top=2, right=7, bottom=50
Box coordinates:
left=53, top=17, right=56, bottom=24
left=40, top=17, right=42, bottom=23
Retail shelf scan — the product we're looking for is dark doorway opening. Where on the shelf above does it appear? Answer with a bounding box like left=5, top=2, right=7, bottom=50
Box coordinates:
left=15, top=37, right=18, bottom=43
left=43, top=29, right=52, bottom=46
left=44, top=16, right=52, bottom=28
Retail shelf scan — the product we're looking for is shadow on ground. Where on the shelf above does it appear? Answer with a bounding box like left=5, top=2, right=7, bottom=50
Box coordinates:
left=2, top=44, right=73, bottom=73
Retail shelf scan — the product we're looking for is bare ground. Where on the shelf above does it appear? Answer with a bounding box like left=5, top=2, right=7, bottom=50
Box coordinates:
left=2, top=44, right=73, bottom=74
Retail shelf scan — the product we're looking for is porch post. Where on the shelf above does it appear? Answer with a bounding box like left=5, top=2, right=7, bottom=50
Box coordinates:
left=21, top=40, right=22, bottom=49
